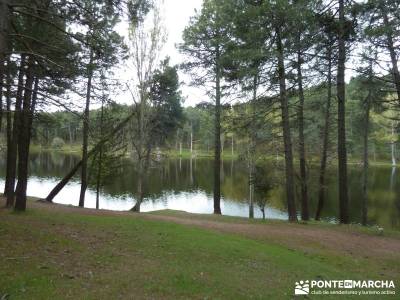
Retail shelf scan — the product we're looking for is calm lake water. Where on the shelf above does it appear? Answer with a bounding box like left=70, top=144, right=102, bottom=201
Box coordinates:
left=0, top=151, right=399, bottom=230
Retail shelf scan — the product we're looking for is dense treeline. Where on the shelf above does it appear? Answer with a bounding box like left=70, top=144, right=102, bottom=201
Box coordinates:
left=0, top=0, right=399, bottom=226
left=25, top=83, right=399, bottom=164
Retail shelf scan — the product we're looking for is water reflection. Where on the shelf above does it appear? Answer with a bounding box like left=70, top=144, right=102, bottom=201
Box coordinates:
left=0, top=151, right=399, bottom=229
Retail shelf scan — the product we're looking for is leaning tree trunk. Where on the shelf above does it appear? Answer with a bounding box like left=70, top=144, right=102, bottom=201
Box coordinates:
left=79, top=51, right=94, bottom=208
left=46, top=111, right=135, bottom=202
left=315, top=43, right=333, bottom=221
left=5, top=55, right=26, bottom=207
left=276, top=26, right=297, bottom=222
left=337, top=0, right=350, bottom=224
left=296, top=49, right=309, bottom=221
left=15, top=58, right=35, bottom=211
left=213, top=44, right=222, bottom=215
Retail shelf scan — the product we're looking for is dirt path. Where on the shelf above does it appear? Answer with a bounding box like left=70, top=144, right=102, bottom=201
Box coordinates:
left=10, top=199, right=396, bottom=261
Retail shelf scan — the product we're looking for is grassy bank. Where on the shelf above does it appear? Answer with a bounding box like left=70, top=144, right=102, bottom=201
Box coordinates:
left=1, top=200, right=399, bottom=299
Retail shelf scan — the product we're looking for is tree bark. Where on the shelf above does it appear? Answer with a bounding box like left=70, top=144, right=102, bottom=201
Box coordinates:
left=362, top=93, right=371, bottom=226
left=276, top=26, right=297, bottom=222
left=315, top=43, right=333, bottom=221
left=296, top=49, right=309, bottom=221
left=0, top=60, right=3, bottom=133
left=5, top=55, right=26, bottom=207
left=79, top=51, right=94, bottom=207
left=337, top=0, right=350, bottom=224
left=391, top=122, right=396, bottom=166
left=248, top=73, right=258, bottom=219
left=213, top=44, right=222, bottom=215
left=95, top=100, right=105, bottom=210
left=0, top=0, right=10, bottom=133
left=15, top=58, right=36, bottom=211
left=131, top=146, right=151, bottom=212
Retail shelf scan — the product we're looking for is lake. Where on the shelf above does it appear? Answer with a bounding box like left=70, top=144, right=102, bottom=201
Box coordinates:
left=0, top=151, right=399, bottom=230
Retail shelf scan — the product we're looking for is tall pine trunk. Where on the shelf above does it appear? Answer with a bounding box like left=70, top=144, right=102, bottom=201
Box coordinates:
left=276, top=26, right=297, bottom=222
left=337, top=0, right=349, bottom=224
left=5, top=59, right=12, bottom=194
left=362, top=93, right=371, bottom=226
left=213, top=44, right=222, bottom=215
left=95, top=99, right=105, bottom=210
left=0, top=60, right=3, bottom=133
left=0, top=0, right=10, bottom=133
left=79, top=51, right=94, bottom=207
left=5, top=55, right=26, bottom=207
left=15, top=58, right=36, bottom=211
left=248, top=73, right=258, bottom=219
left=296, top=49, right=309, bottom=221
left=315, top=43, right=333, bottom=221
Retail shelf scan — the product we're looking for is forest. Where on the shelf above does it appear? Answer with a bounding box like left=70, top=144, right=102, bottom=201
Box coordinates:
left=0, top=0, right=400, bottom=298
left=1, top=0, right=399, bottom=222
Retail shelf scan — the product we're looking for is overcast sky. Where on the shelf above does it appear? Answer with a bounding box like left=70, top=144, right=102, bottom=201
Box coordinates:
left=162, top=0, right=204, bottom=106
left=113, top=0, right=204, bottom=107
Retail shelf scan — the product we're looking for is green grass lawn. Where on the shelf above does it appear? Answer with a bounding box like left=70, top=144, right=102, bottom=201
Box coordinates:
left=0, top=203, right=399, bottom=299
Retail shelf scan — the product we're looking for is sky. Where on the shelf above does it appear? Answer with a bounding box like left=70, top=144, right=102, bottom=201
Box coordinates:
left=161, top=0, right=204, bottom=106
left=113, top=0, right=204, bottom=107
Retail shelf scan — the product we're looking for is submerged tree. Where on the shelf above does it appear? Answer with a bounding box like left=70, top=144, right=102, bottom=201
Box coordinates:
left=127, top=4, right=166, bottom=212
left=130, top=57, right=183, bottom=212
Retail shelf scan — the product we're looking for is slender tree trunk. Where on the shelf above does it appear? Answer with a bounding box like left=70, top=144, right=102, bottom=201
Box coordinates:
left=95, top=100, right=105, bottom=210
left=391, top=122, right=396, bottom=166
left=15, top=58, right=35, bottom=211
left=276, top=26, right=297, bottom=222
left=5, top=58, right=12, bottom=194
left=0, top=60, right=3, bottom=133
left=79, top=51, right=94, bottom=207
left=0, top=0, right=10, bottom=133
left=296, top=49, right=309, bottom=221
left=132, top=80, right=147, bottom=212
left=190, top=124, right=193, bottom=156
left=381, top=11, right=400, bottom=103
left=248, top=73, right=258, bottom=219
left=68, top=124, right=73, bottom=145
left=132, top=147, right=151, bottom=212
left=213, top=45, right=222, bottom=215
left=316, top=44, right=333, bottom=221
left=231, top=135, right=234, bottom=156
left=337, top=0, right=350, bottom=224
left=5, top=55, right=26, bottom=207
left=362, top=94, right=371, bottom=226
